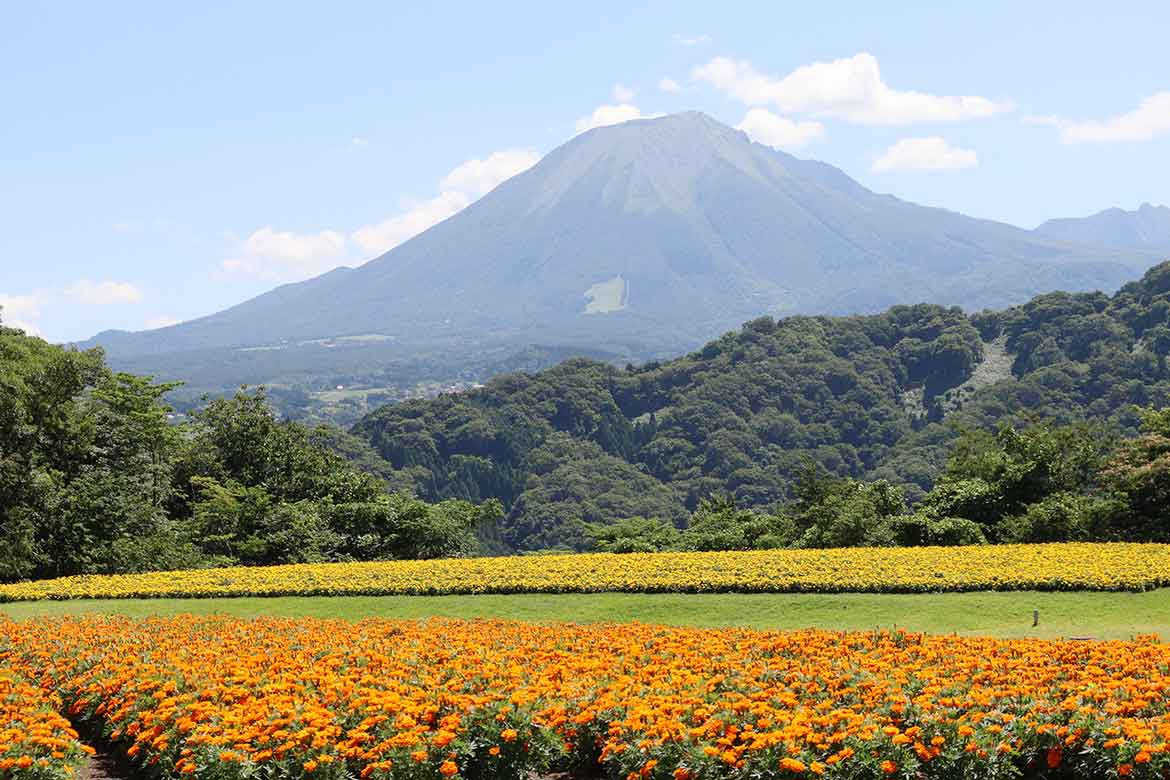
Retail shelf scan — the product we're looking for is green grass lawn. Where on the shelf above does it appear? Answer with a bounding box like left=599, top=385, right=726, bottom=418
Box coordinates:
left=4, top=589, right=1170, bottom=639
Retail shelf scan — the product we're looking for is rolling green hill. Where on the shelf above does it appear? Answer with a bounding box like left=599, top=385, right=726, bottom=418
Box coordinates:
left=353, top=261, right=1170, bottom=549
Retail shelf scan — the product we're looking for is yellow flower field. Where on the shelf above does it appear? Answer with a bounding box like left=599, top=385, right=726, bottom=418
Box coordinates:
left=2, top=543, right=1169, bottom=602
left=3, top=615, right=1170, bottom=779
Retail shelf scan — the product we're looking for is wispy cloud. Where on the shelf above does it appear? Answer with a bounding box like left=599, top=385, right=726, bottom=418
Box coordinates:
left=4, top=281, right=147, bottom=337
left=575, top=103, right=648, bottom=133
left=222, top=228, right=349, bottom=279
left=349, top=192, right=470, bottom=256
left=658, top=78, right=682, bottom=94
left=672, top=33, right=711, bottom=46
left=1025, top=92, right=1170, bottom=143
left=439, top=149, right=541, bottom=199
left=736, top=108, right=824, bottom=149
left=693, top=53, right=1012, bottom=125
left=872, top=136, right=978, bottom=172
left=224, top=148, right=542, bottom=277
left=65, top=279, right=144, bottom=305
left=0, top=292, right=49, bottom=335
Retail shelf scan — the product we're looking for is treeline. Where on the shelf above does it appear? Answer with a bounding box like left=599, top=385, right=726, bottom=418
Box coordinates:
left=0, top=320, right=501, bottom=583
left=354, top=262, right=1170, bottom=550
left=590, top=411, right=1170, bottom=553
left=9, top=260, right=1170, bottom=574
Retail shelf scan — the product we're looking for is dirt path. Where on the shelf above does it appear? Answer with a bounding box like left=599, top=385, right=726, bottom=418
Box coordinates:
left=77, top=745, right=128, bottom=780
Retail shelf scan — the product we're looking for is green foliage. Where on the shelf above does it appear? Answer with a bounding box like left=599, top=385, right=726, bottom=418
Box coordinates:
left=878, top=514, right=987, bottom=547
left=355, top=306, right=984, bottom=549
left=0, top=316, right=503, bottom=582
left=585, top=517, right=681, bottom=553
left=789, top=468, right=907, bottom=549
left=680, top=495, right=794, bottom=552
left=326, top=494, right=501, bottom=561
left=15, top=259, right=1170, bottom=569
left=996, top=492, right=1118, bottom=543
left=919, top=422, right=1115, bottom=540
left=350, top=261, right=1170, bottom=550
left=504, top=434, right=685, bottom=551
left=1100, top=407, right=1170, bottom=540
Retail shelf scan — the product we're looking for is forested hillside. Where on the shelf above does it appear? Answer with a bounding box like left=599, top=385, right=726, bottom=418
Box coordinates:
left=354, top=261, right=1170, bottom=549
left=0, top=321, right=502, bottom=583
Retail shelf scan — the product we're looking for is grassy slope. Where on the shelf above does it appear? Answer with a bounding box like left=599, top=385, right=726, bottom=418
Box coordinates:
left=4, top=590, right=1170, bottom=639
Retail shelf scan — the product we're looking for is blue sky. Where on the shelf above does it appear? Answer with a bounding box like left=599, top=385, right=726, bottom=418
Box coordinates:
left=2, top=0, right=1168, bottom=342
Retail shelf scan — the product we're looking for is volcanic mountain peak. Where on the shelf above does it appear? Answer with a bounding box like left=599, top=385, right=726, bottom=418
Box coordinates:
left=85, top=112, right=1158, bottom=370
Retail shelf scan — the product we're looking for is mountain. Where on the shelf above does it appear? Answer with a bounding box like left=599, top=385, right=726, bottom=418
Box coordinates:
left=352, top=261, right=1170, bottom=551
left=84, top=112, right=1159, bottom=415
left=91, top=112, right=1155, bottom=356
left=1034, top=203, right=1170, bottom=251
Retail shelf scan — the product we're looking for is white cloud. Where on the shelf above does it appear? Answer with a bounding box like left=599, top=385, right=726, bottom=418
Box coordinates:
left=612, top=84, right=636, bottom=103
left=871, top=136, right=978, bottom=172
left=351, top=136, right=369, bottom=147
left=223, top=146, right=544, bottom=276
left=658, top=78, right=682, bottom=94
left=351, top=147, right=541, bottom=255
left=222, top=227, right=349, bottom=278
left=144, top=316, right=181, bottom=330
left=65, top=279, right=144, bottom=305
left=1024, top=92, right=1170, bottom=144
left=350, top=191, right=471, bottom=256
left=0, top=292, right=48, bottom=335
left=693, top=53, right=1012, bottom=125
left=575, top=104, right=646, bottom=133
left=672, top=33, right=711, bottom=46
left=438, top=148, right=540, bottom=199
left=736, top=108, right=824, bottom=149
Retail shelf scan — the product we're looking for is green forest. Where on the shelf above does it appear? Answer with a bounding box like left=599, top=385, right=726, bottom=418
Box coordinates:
left=354, top=261, right=1170, bottom=550
left=5, top=262, right=1170, bottom=581
left=0, top=322, right=502, bottom=583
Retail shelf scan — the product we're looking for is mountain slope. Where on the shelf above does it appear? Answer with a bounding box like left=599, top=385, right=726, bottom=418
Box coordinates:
left=352, top=261, right=1170, bottom=550
left=90, top=112, right=1156, bottom=365
left=1034, top=203, right=1170, bottom=251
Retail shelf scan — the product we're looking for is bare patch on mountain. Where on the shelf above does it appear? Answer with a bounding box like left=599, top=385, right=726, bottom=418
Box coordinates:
left=584, top=275, right=629, bottom=314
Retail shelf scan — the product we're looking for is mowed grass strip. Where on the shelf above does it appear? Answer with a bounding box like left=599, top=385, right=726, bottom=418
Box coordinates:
left=4, top=589, right=1170, bottom=639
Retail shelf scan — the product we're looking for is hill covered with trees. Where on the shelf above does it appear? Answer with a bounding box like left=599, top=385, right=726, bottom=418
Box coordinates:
left=9, top=262, right=1170, bottom=578
left=0, top=321, right=502, bottom=583
left=353, top=261, right=1170, bottom=550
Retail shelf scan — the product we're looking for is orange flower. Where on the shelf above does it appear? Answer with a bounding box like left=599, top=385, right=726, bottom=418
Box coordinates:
left=779, top=757, right=806, bottom=773
left=6, top=614, right=1170, bottom=780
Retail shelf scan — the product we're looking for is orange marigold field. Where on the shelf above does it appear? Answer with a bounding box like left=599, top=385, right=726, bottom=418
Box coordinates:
left=2, top=616, right=1169, bottom=780
left=0, top=665, right=92, bottom=780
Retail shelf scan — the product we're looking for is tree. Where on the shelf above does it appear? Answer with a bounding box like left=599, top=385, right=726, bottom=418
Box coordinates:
left=919, top=422, right=1115, bottom=541
left=681, top=495, right=794, bottom=551
left=788, top=465, right=906, bottom=549
left=585, top=517, right=681, bottom=553
left=0, top=338, right=508, bottom=581
left=1102, top=407, right=1170, bottom=540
